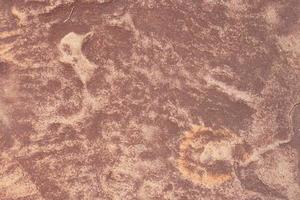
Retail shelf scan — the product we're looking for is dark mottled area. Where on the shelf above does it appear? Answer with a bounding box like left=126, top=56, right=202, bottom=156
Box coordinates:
left=0, top=0, right=299, bottom=199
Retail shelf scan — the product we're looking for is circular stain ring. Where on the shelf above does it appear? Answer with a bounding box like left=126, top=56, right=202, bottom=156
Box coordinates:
left=177, top=125, right=241, bottom=188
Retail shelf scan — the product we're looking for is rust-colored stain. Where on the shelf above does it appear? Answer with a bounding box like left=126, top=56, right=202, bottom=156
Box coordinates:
left=177, top=125, right=239, bottom=188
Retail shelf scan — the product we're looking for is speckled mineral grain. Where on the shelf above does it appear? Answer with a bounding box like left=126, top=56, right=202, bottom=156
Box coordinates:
left=0, top=0, right=300, bottom=200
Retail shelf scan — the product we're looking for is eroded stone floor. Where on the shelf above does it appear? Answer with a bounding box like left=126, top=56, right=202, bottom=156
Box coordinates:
left=0, top=0, right=300, bottom=199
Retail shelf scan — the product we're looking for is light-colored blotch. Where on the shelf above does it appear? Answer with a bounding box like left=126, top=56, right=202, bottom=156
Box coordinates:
left=204, top=74, right=257, bottom=105
left=58, top=32, right=97, bottom=85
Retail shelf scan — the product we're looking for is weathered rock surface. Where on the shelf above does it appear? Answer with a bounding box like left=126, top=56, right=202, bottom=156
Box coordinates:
left=0, top=0, right=300, bottom=199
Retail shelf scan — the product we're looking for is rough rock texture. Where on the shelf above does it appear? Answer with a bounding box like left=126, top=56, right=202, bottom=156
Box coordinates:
left=0, top=0, right=300, bottom=199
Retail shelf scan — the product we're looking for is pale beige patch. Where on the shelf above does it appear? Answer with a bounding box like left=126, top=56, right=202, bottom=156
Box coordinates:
left=264, top=6, right=280, bottom=26
left=0, top=160, right=41, bottom=199
left=0, top=102, right=9, bottom=127
left=11, top=6, right=27, bottom=25
left=255, top=147, right=300, bottom=200
left=204, top=74, right=257, bottom=105
left=58, top=32, right=97, bottom=85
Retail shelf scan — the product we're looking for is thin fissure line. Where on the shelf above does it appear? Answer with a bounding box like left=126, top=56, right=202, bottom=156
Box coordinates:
left=63, top=3, right=76, bottom=23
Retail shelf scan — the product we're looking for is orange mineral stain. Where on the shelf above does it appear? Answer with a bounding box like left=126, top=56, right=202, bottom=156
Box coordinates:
left=177, top=125, right=240, bottom=188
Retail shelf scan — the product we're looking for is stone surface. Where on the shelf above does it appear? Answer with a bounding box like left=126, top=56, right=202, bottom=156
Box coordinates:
left=0, top=0, right=300, bottom=199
